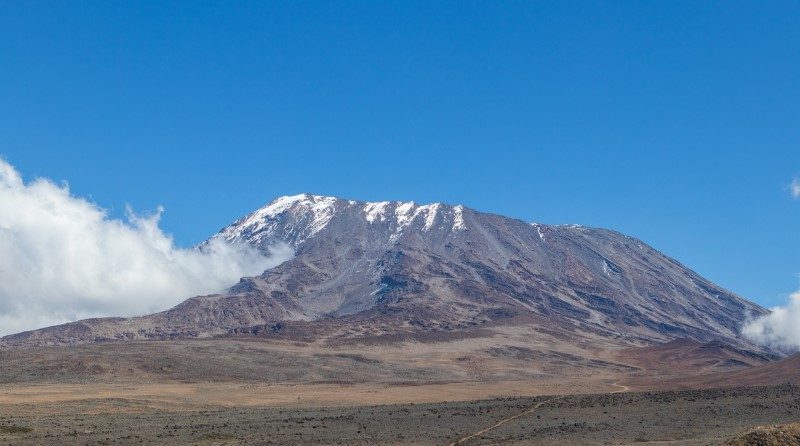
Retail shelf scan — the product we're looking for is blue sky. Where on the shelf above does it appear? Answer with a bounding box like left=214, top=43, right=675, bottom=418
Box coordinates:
left=1, top=1, right=798, bottom=307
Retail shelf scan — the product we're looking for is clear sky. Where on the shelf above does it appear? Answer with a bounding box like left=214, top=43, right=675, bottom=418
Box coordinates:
left=1, top=1, right=798, bottom=308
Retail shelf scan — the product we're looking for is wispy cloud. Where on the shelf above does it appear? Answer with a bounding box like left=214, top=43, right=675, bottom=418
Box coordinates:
left=791, top=178, right=800, bottom=199
left=0, top=159, right=291, bottom=336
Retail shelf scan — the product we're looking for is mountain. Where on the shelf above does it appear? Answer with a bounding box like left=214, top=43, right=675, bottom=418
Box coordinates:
left=1, top=194, right=768, bottom=350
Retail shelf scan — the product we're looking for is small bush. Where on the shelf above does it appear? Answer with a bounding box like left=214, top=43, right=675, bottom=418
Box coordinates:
left=0, top=425, right=32, bottom=434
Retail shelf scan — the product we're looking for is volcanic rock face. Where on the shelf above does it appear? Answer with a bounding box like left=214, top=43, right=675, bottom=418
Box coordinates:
left=1, top=194, right=766, bottom=348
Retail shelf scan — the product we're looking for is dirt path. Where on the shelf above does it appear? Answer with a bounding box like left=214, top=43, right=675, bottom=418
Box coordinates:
left=447, top=396, right=561, bottom=446
left=611, top=382, right=630, bottom=394
left=447, top=382, right=631, bottom=445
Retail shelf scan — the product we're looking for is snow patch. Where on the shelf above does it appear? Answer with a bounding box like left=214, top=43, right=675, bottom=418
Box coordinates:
left=305, top=195, right=338, bottom=236
left=531, top=223, right=546, bottom=241
left=364, top=201, right=390, bottom=223
left=453, top=205, right=466, bottom=231
left=394, top=201, right=417, bottom=227
left=602, top=260, right=612, bottom=277
left=422, top=203, right=441, bottom=231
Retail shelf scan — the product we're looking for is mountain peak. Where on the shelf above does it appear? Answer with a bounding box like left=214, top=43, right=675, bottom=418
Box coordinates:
left=264, top=193, right=338, bottom=214
left=219, top=194, right=469, bottom=247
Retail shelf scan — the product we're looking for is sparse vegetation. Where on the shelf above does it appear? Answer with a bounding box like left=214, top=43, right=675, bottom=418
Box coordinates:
left=198, top=433, right=241, bottom=444
left=0, top=424, right=31, bottom=434
left=0, top=385, right=797, bottom=444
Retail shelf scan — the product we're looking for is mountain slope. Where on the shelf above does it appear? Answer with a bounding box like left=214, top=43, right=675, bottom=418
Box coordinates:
left=1, top=194, right=767, bottom=349
left=617, top=338, right=776, bottom=376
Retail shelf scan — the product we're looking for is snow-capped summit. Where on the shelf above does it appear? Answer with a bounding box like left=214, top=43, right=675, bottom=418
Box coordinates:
left=217, top=194, right=471, bottom=248
left=219, top=194, right=340, bottom=246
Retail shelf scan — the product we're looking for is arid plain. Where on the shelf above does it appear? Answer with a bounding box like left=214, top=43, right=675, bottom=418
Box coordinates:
left=1, top=332, right=799, bottom=445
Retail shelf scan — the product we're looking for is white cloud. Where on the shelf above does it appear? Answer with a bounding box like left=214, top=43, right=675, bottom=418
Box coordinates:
left=742, top=292, right=800, bottom=349
left=743, top=177, right=800, bottom=348
left=0, top=159, right=291, bottom=336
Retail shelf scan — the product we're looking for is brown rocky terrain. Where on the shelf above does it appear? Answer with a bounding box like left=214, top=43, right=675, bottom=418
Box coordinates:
left=724, top=422, right=800, bottom=446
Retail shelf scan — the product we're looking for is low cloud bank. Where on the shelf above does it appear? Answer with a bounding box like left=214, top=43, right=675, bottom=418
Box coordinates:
left=0, top=159, right=290, bottom=336
left=743, top=292, right=800, bottom=350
